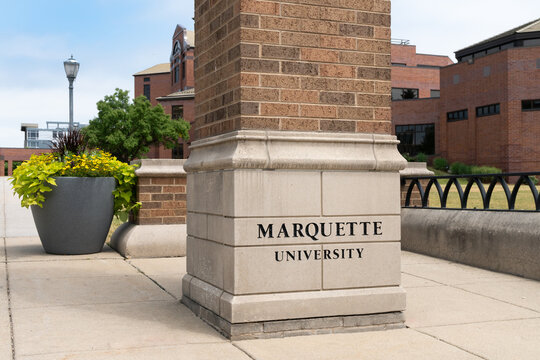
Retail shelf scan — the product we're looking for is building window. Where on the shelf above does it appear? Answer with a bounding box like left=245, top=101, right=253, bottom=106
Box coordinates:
left=174, top=66, right=179, bottom=83
left=182, top=61, right=186, bottom=80
left=430, top=90, right=440, bottom=98
left=143, top=77, right=150, bottom=82
left=172, top=143, right=184, bottom=159
left=172, top=105, right=184, bottom=119
left=447, top=109, right=468, bottom=122
left=391, top=62, right=406, bottom=67
left=476, top=103, right=500, bottom=117
left=453, top=74, right=460, bottom=84
left=417, top=64, right=440, bottom=69
left=522, top=99, right=540, bottom=111
left=396, top=123, right=435, bottom=155
left=143, top=84, right=150, bottom=100
left=391, top=88, right=419, bottom=100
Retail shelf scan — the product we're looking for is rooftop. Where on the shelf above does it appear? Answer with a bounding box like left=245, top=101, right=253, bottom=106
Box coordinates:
left=157, top=87, right=195, bottom=100
left=456, top=18, right=540, bottom=61
left=133, top=63, right=170, bottom=76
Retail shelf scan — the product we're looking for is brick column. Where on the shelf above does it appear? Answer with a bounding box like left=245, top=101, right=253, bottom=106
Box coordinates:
left=110, top=159, right=187, bottom=258
left=183, top=0, right=406, bottom=339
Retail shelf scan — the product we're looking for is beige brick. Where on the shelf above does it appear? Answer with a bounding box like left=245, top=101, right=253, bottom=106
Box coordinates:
left=338, top=106, right=374, bottom=120
left=260, top=103, right=299, bottom=116
left=281, top=32, right=319, bottom=47
left=320, top=35, right=356, bottom=50
left=320, top=64, right=355, bottom=78
left=339, top=51, right=374, bottom=65
left=301, top=48, right=339, bottom=63
left=301, top=77, right=338, bottom=91
left=281, top=89, right=319, bottom=103
left=280, top=118, right=319, bottom=131
left=320, top=120, right=356, bottom=132
left=240, top=29, right=279, bottom=44
left=241, top=87, right=280, bottom=101
left=261, top=45, right=300, bottom=60
left=320, top=91, right=355, bottom=105
left=260, top=16, right=301, bottom=31
left=240, top=0, right=279, bottom=15
left=281, top=62, right=318, bottom=76
left=337, top=79, right=374, bottom=92
left=301, top=19, right=339, bottom=35
left=281, top=4, right=320, bottom=19
left=239, top=117, right=280, bottom=130
left=301, top=104, right=337, bottom=118
left=260, top=74, right=300, bottom=89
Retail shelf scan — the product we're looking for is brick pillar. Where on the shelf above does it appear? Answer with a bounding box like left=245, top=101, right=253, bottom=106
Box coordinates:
left=110, top=159, right=187, bottom=258
left=183, top=0, right=406, bottom=339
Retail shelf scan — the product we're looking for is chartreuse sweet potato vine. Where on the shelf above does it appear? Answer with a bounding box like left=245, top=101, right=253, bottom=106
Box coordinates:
left=10, top=151, right=140, bottom=221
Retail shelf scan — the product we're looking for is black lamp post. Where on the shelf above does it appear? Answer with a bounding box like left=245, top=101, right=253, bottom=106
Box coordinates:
left=63, top=55, right=80, bottom=131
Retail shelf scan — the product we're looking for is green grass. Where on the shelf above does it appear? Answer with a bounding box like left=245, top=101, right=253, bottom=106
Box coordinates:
left=411, top=168, right=539, bottom=210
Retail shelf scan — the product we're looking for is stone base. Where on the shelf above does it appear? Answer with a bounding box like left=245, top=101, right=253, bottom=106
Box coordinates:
left=110, top=223, right=186, bottom=258
left=182, top=295, right=405, bottom=340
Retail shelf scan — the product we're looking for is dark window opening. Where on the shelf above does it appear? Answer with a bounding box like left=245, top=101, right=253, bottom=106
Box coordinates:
left=522, top=99, right=540, bottom=111
left=447, top=109, right=468, bottom=122
left=476, top=103, right=500, bottom=117
left=391, top=88, right=419, bottom=100
left=143, top=77, right=150, bottom=82
left=172, top=105, right=184, bottom=119
left=172, top=143, right=184, bottom=159
left=396, top=123, right=435, bottom=155
left=143, top=84, right=150, bottom=100
left=174, top=66, right=179, bottom=83
left=417, top=64, right=441, bottom=69
left=391, top=62, right=407, bottom=67
left=182, top=61, right=186, bottom=80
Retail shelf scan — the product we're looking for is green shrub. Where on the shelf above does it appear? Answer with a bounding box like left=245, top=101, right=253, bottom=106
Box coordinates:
left=530, top=176, right=539, bottom=185
left=433, top=157, right=448, bottom=171
left=414, top=152, right=428, bottom=162
left=449, top=162, right=472, bottom=175
left=470, top=165, right=502, bottom=183
left=401, top=153, right=412, bottom=162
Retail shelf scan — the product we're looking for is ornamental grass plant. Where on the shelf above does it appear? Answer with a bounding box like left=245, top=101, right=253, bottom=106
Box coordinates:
left=10, top=131, right=140, bottom=221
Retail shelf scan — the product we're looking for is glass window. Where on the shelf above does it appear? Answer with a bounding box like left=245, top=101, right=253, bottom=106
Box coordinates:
left=396, top=123, right=435, bottom=155
left=182, top=61, right=186, bottom=80
left=143, top=77, right=150, bottom=82
left=522, top=99, right=540, bottom=111
left=476, top=103, right=500, bottom=117
left=430, top=90, right=440, bottom=98
left=174, top=66, right=179, bottom=83
left=172, top=105, right=184, bottom=119
left=143, top=84, right=150, bottom=100
left=447, top=109, right=468, bottom=122
left=391, top=88, right=419, bottom=100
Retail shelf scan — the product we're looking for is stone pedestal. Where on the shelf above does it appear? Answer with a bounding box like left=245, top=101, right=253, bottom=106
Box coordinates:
left=182, top=130, right=406, bottom=339
left=110, top=159, right=187, bottom=258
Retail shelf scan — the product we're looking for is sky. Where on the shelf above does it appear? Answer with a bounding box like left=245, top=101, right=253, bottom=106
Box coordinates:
left=0, top=0, right=539, bottom=147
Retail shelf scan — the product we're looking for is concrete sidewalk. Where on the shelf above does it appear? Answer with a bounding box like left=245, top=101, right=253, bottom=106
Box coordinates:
left=1, top=237, right=539, bottom=359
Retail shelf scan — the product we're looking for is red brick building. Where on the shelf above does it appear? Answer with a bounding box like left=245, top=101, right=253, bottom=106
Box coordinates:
left=393, top=19, right=540, bottom=172
left=133, top=25, right=195, bottom=159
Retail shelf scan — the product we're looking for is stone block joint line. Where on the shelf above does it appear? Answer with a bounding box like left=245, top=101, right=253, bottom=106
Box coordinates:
left=3, top=238, right=15, bottom=360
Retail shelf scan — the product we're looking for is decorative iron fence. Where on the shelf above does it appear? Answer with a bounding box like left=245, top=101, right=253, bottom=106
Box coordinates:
left=402, top=172, right=540, bottom=212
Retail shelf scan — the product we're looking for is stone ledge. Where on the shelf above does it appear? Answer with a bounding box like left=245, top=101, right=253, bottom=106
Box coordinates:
left=133, top=159, right=186, bottom=178
left=181, top=295, right=405, bottom=340
left=109, top=223, right=186, bottom=258
left=184, top=130, right=406, bottom=172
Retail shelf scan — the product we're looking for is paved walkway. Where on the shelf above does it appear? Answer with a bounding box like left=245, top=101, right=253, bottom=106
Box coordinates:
left=1, top=236, right=539, bottom=359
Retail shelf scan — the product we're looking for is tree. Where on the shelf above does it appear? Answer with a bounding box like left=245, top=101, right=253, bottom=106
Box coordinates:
left=401, top=89, right=417, bottom=100
left=83, top=89, right=190, bottom=162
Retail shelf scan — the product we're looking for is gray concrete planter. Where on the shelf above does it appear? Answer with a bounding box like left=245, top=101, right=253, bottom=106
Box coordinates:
left=31, top=177, right=116, bottom=255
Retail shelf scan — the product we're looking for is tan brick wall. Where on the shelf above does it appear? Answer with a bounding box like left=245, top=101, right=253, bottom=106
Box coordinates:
left=135, top=176, right=187, bottom=225
left=194, top=0, right=392, bottom=140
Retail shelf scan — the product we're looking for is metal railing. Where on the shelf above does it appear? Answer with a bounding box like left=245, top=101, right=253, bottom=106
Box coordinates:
left=402, top=172, right=540, bottom=212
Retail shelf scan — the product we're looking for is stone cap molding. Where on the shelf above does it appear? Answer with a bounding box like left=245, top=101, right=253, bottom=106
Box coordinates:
left=133, top=159, right=186, bottom=178
left=184, top=130, right=407, bottom=172
left=399, top=162, right=435, bottom=177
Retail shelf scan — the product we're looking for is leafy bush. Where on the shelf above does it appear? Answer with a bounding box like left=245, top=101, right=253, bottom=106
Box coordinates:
left=401, top=153, right=412, bottom=162
left=414, top=152, right=428, bottom=162
left=10, top=151, right=140, bottom=221
left=530, top=176, right=539, bottom=185
left=433, top=157, right=448, bottom=171
left=449, top=162, right=472, bottom=175
left=470, top=165, right=502, bottom=183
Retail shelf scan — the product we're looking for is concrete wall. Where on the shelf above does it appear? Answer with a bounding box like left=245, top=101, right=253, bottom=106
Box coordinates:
left=402, top=208, right=540, bottom=280
left=0, top=178, right=38, bottom=237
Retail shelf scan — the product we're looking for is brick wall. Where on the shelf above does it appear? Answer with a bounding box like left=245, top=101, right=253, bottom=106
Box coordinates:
left=135, top=176, right=187, bottom=225
left=134, top=72, right=171, bottom=106
left=194, top=0, right=392, bottom=140
left=0, top=148, right=52, bottom=176
left=392, top=98, right=440, bottom=153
